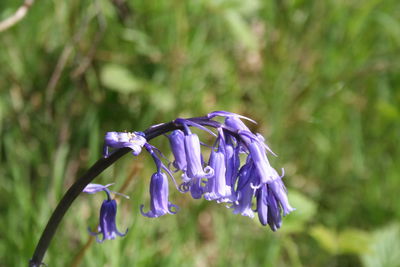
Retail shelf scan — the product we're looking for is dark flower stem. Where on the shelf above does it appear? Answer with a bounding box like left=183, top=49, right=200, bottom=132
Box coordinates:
left=29, top=147, right=131, bottom=267
left=29, top=117, right=223, bottom=267
left=28, top=120, right=185, bottom=267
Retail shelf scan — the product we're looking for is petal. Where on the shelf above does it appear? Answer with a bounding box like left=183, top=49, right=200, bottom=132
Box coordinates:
left=269, top=178, right=295, bottom=216
left=256, top=185, right=269, bottom=226
left=83, top=183, right=114, bottom=194
left=185, top=134, right=214, bottom=179
left=248, top=141, right=278, bottom=184
left=140, top=204, right=156, bottom=218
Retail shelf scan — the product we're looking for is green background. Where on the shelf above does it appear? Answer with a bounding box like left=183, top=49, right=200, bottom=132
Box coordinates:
left=1, top=0, right=400, bottom=266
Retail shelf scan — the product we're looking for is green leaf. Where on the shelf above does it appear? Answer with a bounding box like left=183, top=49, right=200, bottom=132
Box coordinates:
left=100, top=64, right=142, bottom=93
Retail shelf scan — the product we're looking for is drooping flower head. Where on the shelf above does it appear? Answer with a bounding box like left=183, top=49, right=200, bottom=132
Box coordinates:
left=83, top=184, right=128, bottom=242
left=100, top=111, right=294, bottom=231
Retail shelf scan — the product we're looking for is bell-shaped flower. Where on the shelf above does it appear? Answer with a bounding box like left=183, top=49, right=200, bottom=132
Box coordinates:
left=266, top=186, right=282, bottom=231
left=256, top=184, right=269, bottom=226
left=204, top=149, right=228, bottom=201
left=184, top=133, right=213, bottom=179
left=231, top=164, right=256, bottom=218
left=89, top=198, right=128, bottom=242
left=247, top=140, right=278, bottom=184
left=223, top=136, right=240, bottom=189
left=83, top=183, right=128, bottom=242
left=168, top=130, right=187, bottom=171
left=140, top=172, right=179, bottom=218
left=269, top=174, right=295, bottom=216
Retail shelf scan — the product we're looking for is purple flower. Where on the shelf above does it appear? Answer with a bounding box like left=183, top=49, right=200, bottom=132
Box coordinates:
left=231, top=164, right=256, bottom=218
left=266, top=186, right=282, bottom=231
left=140, top=172, right=179, bottom=218
left=222, top=135, right=240, bottom=192
left=184, top=133, right=213, bottom=179
left=100, top=110, right=294, bottom=231
left=168, top=130, right=187, bottom=171
left=83, top=184, right=128, bottom=242
left=103, top=131, right=146, bottom=158
left=269, top=173, right=295, bottom=216
left=247, top=140, right=278, bottom=184
left=255, top=177, right=295, bottom=231
left=89, top=199, right=128, bottom=242
left=204, top=149, right=228, bottom=201
left=256, top=184, right=269, bottom=226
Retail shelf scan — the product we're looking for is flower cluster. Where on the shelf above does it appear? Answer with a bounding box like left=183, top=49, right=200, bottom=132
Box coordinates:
left=85, top=111, right=294, bottom=241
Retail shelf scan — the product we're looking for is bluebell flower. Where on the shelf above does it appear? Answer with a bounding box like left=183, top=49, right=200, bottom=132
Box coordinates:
left=83, top=183, right=128, bottom=242
left=265, top=186, right=282, bottom=231
left=203, top=129, right=238, bottom=203
left=204, top=149, right=228, bottom=201
left=103, top=131, right=146, bottom=158
left=231, top=163, right=256, bottom=218
left=269, top=171, right=295, bottom=216
left=168, top=130, right=187, bottom=172
left=140, top=172, right=179, bottom=217
left=255, top=174, right=295, bottom=230
left=223, top=136, right=240, bottom=189
left=247, top=140, right=278, bottom=184
left=140, top=143, right=179, bottom=217
left=256, top=184, right=269, bottom=226
left=184, top=133, right=213, bottom=180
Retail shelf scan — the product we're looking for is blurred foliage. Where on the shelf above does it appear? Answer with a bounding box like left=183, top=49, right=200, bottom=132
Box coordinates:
left=0, top=0, right=400, bottom=266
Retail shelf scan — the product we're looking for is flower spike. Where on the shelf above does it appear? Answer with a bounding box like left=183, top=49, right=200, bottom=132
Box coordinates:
left=100, top=111, right=293, bottom=230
